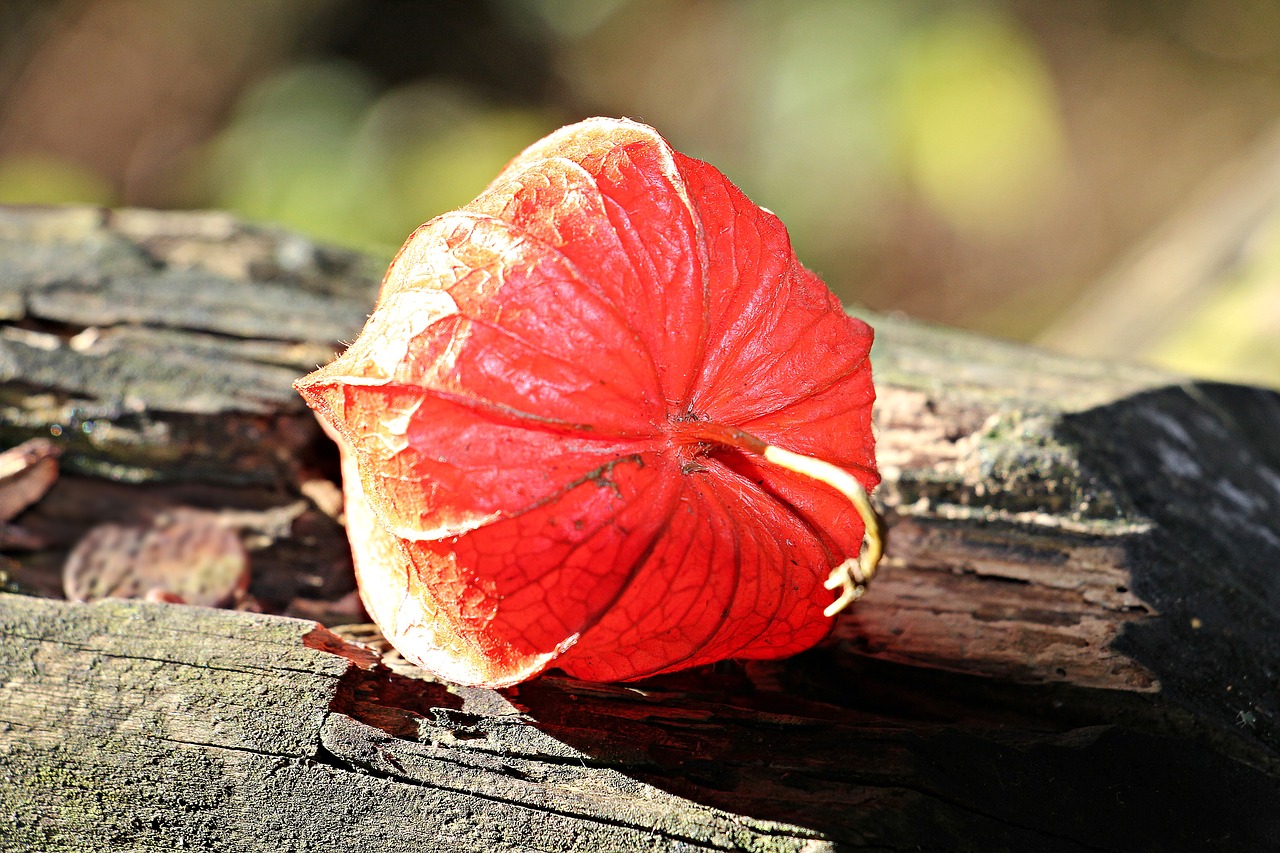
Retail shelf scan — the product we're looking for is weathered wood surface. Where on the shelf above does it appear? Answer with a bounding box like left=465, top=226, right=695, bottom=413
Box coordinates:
left=0, top=205, right=1278, bottom=851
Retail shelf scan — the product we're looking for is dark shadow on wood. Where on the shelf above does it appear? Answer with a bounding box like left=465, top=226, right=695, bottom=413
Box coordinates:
left=1059, top=382, right=1280, bottom=760
left=496, top=654, right=1280, bottom=851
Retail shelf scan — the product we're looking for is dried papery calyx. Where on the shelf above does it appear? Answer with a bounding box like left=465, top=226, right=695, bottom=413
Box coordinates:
left=296, top=117, right=880, bottom=687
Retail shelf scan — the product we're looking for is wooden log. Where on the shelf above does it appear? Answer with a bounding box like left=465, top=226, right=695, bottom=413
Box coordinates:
left=1, top=205, right=1278, bottom=851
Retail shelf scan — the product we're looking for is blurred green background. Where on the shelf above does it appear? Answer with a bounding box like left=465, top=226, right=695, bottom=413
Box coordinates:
left=0, top=0, right=1276, bottom=387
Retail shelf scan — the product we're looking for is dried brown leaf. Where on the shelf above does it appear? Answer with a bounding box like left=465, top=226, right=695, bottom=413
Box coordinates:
left=63, top=508, right=249, bottom=606
left=0, top=438, right=60, bottom=523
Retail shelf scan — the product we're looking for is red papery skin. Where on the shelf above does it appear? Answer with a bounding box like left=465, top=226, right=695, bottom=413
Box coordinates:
left=296, top=117, right=878, bottom=687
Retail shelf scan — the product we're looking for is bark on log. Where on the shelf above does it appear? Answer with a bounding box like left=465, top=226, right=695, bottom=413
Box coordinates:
left=0, top=205, right=1278, bottom=851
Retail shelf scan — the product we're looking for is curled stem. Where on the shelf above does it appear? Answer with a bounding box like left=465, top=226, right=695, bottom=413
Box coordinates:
left=681, top=421, right=882, bottom=617
left=762, top=445, right=883, bottom=617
